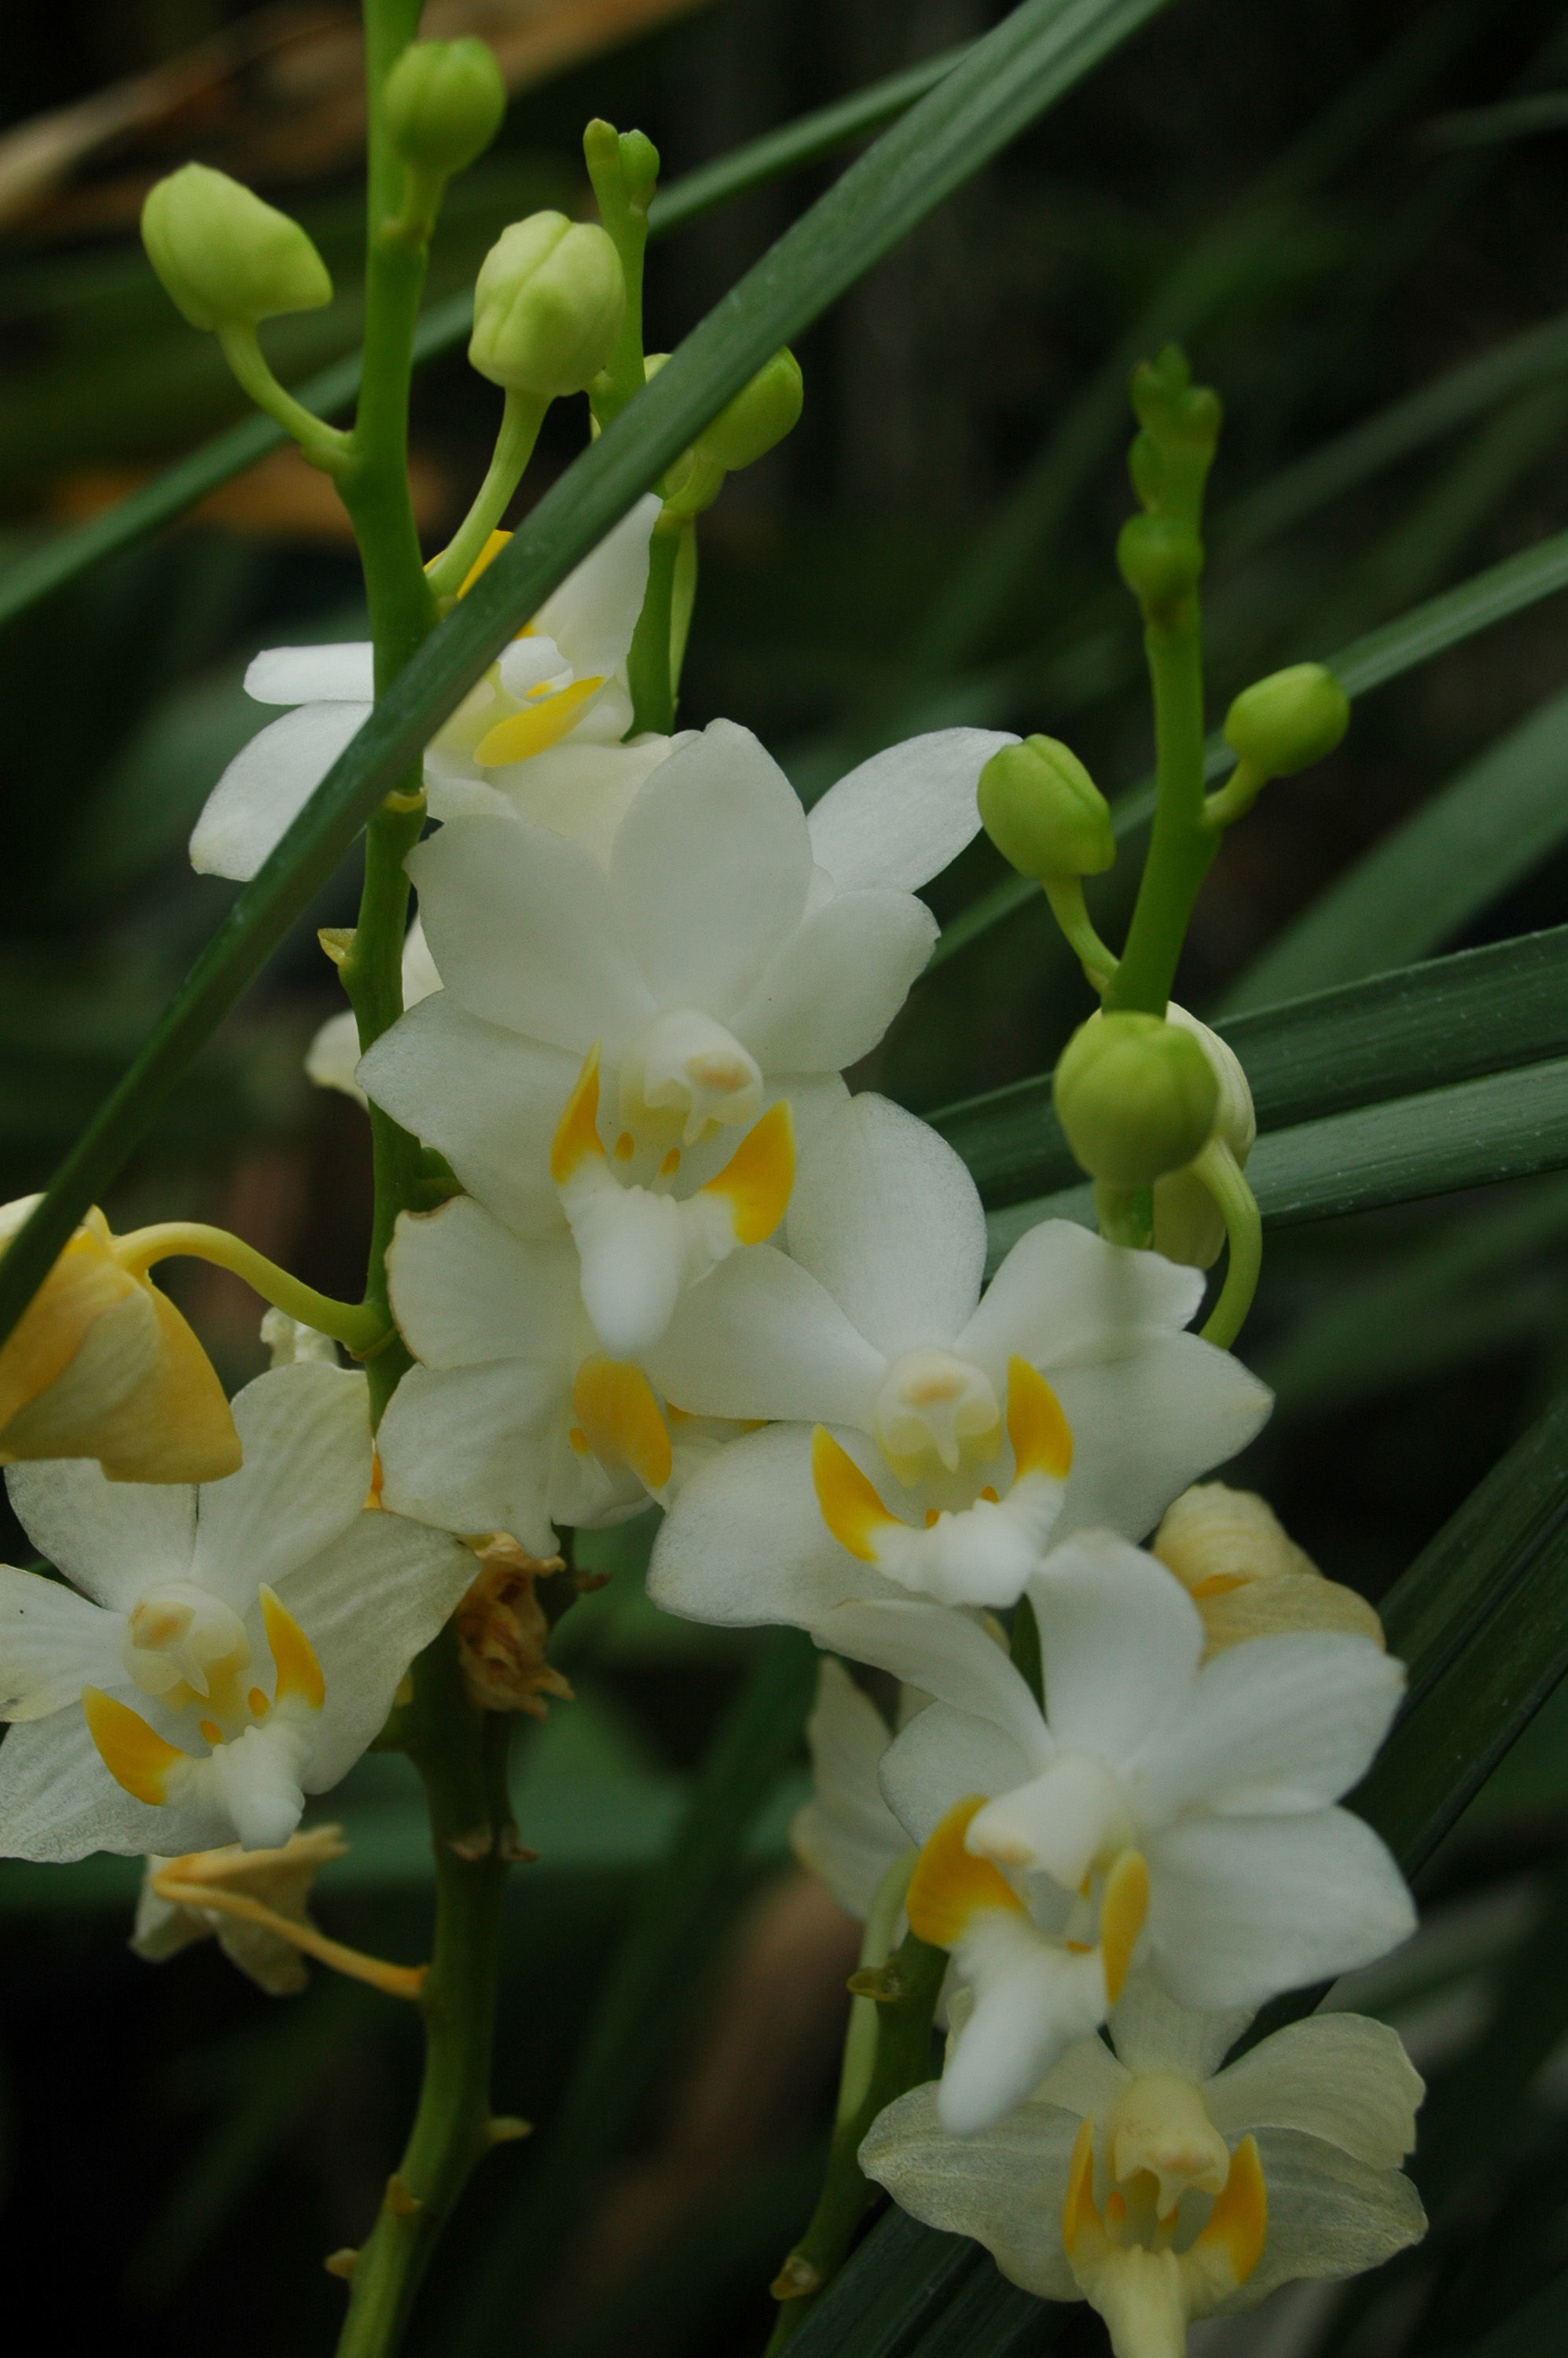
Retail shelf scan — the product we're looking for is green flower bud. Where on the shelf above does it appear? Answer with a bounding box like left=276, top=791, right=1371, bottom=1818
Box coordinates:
left=1116, top=514, right=1204, bottom=611
left=141, top=164, right=332, bottom=332
left=1054, top=1012, right=1220, bottom=1189
left=977, top=736, right=1114, bottom=881
left=696, top=349, right=803, bottom=472
left=1223, top=663, right=1350, bottom=780
left=384, top=39, right=506, bottom=178
left=469, top=213, right=625, bottom=398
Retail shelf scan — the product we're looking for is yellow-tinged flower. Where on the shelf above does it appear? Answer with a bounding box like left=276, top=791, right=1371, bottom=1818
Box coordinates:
left=1153, top=1482, right=1383, bottom=1655
left=133, top=1823, right=347, bottom=1995
left=0, top=1197, right=238, bottom=1483
left=863, top=1976, right=1426, bottom=2357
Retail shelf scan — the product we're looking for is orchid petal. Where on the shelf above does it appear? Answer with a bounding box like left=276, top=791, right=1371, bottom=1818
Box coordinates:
left=0, top=1568, right=120, bottom=1719
left=786, top=1096, right=986, bottom=1358
left=1144, top=1809, right=1416, bottom=2012
left=727, top=889, right=938, bottom=1072
left=189, top=1366, right=372, bottom=1610
left=1028, top=1531, right=1205, bottom=1765
left=1208, top=2015, right=1423, bottom=2169
left=860, top=2081, right=1082, bottom=2301
left=189, top=700, right=371, bottom=880
left=806, top=728, right=1017, bottom=891
left=244, top=644, right=374, bottom=704
left=1129, top=1632, right=1405, bottom=1821
left=648, top=1423, right=881, bottom=1629
left=409, top=814, right=653, bottom=1052
left=5, top=1453, right=196, bottom=1608
left=646, top=1246, right=885, bottom=1427
left=357, top=993, right=572, bottom=1240
left=609, top=720, right=813, bottom=1019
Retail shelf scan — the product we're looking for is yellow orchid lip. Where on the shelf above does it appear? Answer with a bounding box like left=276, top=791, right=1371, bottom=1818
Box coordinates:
left=570, top=1354, right=673, bottom=1493
left=906, top=1794, right=1027, bottom=1946
left=475, top=674, right=605, bottom=767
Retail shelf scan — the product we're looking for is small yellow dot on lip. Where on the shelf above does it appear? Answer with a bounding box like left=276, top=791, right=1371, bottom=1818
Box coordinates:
left=659, top=1148, right=681, bottom=1176
left=925, top=1508, right=941, bottom=1528
left=615, top=1132, right=635, bottom=1161
left=980, top=1486, right=1000, bottom=1504
left=568, top=1425, right=590, bottom=1454
left=248, top=1687, right=269, bottom=1718
left=199, top=1719, right=224, bottom=1746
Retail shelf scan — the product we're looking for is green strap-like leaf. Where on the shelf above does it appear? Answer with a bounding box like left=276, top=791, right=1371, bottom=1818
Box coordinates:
left=0, top=39, right=985, bottom=639
left=1222, top=680, right=1568, bottom=1012
left=0, top=0, right=1177, bottom=1354
left=938, top=924, right=1568, bottom=1208
left=1214, top=302, right=1568, bottom=560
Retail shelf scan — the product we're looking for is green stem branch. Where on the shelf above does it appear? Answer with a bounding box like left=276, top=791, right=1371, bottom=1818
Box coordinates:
left=626, top=520, right=681, bottom=733
left=1102, top=587, right=1215, bottom=1017
left=1042, top=876, right=1118, bottom=994
left=1195, top=1140, right=1263, bottom=1348
left=426, top=388, right=550, bottom=601
left=217, top=325, right=353, bottom=472
left=766, top=1912, right=946, bottom=2349
left=336, top=1632, right=520, bottom=2356
left=114, top=1222, right=387, bottom=1353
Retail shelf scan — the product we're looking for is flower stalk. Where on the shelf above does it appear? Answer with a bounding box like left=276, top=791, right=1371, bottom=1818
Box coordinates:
left=113, top=1222, right=387, bottom=1354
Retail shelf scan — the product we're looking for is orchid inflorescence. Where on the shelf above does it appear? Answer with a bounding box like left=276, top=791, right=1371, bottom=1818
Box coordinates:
left=0, top=20, right=1421, bottom=2358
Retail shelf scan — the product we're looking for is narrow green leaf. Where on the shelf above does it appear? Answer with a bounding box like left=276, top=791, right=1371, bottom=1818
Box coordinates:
left=644, top=48, right=971, bottom=236
left=1458, top=2267, right=1568, bottom=2358
left=455, top=1629, right=817, bottom=2341
left=938, top=924, right=1568, bottom=1208
left=782, top=2208, right=984, bottom=2358
left=1223, top=681, right=1568, bottom=1012
left=1356, top=1390, right=1568, bottom=1872
left=1255, top=1177, right=1568, bottom=1420
left=927, top=523, right=1568, bottom=974
left=1214, top=304, right=1568, bottom=560
left=0, top=0, right=1180, bottom=1356
left=0, top=35, right=987, bottom=638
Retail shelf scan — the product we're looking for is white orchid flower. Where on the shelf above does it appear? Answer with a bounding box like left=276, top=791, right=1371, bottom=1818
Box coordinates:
left=862, top=1974, right=1425, bottom=2358
left=373, top=1196, right=723, bottom=1554
left=188, top=498, right=666, bottom=882
left=813, top=1533, right=1414, bottom=2131
left=644, top=1095, right=1271, bottom=1625
left=361, top=719, right=1015, bottom=1364
left=791, top=1655, right=911, bottom=1922
left=421, top=498, right=677, bottom=852
left=0, top=1363, right=474, bottom=1858
left=306, top=918, right=441, bottom=1105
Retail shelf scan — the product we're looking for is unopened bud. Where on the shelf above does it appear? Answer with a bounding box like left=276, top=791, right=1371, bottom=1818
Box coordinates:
left=696, top=349, right=803, bottom=473
left=1117, top=514, right=1203, bottom=611
left=978, top=736, right=1113, bottom=882
left=1054, top=1013, right=1219, bottom=1189
left=469, top=213, right=624, bottom=398
left=384, top=39, right=506, bottom=178
left=141, top=164, right=332, bottom=332
left=1151, top=1006, right=1255, bottom=1268
left=585, top=119, right=660, bottom=211
left=1223, top=663, right=1350, bottom=780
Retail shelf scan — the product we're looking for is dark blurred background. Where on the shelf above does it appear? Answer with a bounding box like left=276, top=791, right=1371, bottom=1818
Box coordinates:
left=6, top=1, right=1568, bottom=2351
